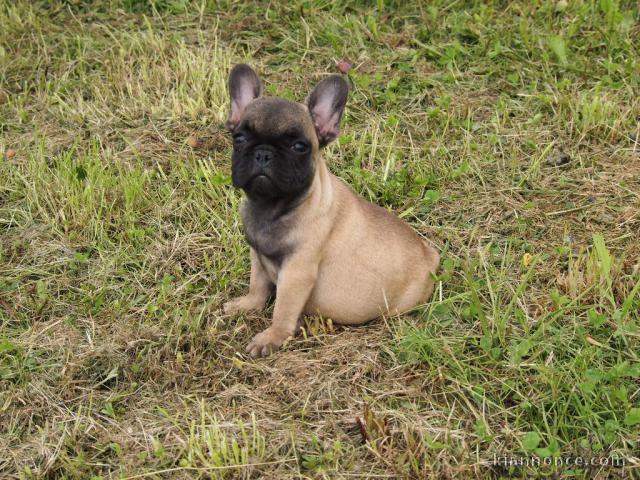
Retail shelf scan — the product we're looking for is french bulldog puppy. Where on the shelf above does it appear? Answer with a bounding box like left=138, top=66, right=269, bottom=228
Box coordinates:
left=223, top=64, right=439, bottom=357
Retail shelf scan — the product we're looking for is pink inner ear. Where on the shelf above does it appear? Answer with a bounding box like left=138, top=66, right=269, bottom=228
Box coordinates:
left=314, top=118, right=338, bottom=139
left=229, top=78, right=259, bottom=128
left=313, top=95, right=340, bottom=138
left=237, top=78, right=257, bottom=110
left=228, top=99, right=243, bottom=127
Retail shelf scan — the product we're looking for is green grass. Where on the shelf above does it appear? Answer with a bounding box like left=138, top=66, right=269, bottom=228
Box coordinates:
left=1, top=0, right=639, bottom=478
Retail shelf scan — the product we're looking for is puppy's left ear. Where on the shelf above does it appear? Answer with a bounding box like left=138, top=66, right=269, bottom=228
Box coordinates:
left=306, top=75, right=348, bottom=148
left=226, top=64, right=262, bottom=131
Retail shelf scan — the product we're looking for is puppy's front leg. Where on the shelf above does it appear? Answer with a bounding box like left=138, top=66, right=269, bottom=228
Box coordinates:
left=246, top=258, right=317, bottom=358
left=224, top=248, right=273, bottom=315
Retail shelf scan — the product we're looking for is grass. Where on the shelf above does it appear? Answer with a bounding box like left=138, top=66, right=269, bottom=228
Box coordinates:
left=0, top=0, right=639, bottom=478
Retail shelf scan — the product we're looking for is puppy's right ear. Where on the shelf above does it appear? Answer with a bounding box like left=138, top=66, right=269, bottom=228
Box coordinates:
left=306, top=75, right=348, bottom=148
left=226, top=64, right=261, bottom=131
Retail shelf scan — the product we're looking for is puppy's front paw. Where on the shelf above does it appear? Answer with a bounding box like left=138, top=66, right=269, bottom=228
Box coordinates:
left=246, top=327, right=292, bottom=358
left=223, top=295, right=265, bottom=315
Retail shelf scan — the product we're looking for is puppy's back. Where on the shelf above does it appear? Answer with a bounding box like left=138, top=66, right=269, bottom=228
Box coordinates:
left=310, top=174, right=438, bottom=320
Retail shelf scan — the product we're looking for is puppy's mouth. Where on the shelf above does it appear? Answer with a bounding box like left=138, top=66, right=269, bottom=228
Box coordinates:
left=246, top=173, right=277, bottom=196
left=248, top=173, right=272, bottom=185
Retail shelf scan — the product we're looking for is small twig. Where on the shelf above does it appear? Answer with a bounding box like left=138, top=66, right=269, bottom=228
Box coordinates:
left=545, top=203, right=599, bottom=217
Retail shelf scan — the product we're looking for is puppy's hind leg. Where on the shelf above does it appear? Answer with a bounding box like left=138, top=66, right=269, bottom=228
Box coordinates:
left=224, top=248, right=273, bottom=315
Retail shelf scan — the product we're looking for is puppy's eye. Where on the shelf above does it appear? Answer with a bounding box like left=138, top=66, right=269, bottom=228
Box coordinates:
left=291, top=141, right=309, bottom=153
left=233, top=133, right=247, bottom=145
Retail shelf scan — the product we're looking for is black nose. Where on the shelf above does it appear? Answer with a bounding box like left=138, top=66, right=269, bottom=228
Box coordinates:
left=254, top=148, right=272, bottom=166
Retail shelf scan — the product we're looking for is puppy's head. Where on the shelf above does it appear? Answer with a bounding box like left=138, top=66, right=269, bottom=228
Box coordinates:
left=226, top=64, right=348, bottom=201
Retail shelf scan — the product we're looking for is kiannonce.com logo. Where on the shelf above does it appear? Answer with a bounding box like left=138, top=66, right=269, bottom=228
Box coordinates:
left=492, top=454, right=626, bottom=468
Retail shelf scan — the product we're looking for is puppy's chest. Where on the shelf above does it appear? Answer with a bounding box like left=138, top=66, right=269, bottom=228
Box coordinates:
left=241, top=206, right=293, bottom=269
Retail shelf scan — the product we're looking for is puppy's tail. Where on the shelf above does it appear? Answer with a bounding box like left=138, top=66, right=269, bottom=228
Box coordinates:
left=421, top=239, right=440, bottom=301
left=421, top=239, right=440, bottom=273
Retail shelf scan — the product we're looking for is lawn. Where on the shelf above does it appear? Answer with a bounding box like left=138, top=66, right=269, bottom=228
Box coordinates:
left=1, top=0, right=639, bottom=478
